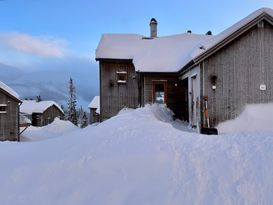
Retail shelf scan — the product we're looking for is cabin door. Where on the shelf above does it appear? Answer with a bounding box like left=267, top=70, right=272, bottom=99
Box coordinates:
left=191, top=75, right=197, bottom=127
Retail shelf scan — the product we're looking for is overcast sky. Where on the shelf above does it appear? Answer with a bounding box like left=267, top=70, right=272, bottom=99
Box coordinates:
left=0, top=0, right=272, bottom=109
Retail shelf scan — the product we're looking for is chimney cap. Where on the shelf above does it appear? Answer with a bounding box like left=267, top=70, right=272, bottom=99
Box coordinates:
left=206, top=31, right=212, bottom=35
left=150, top=18, right=157, bottom=24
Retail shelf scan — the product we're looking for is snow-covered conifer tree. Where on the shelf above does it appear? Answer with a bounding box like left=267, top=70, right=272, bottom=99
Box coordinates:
left=67, top=78, right=78, bottom=125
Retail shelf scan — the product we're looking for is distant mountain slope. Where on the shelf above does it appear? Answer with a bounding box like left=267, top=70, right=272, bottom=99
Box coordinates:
left=0, top=59, right=98, bottom=110
left=0, top=62, right=23, bottom=81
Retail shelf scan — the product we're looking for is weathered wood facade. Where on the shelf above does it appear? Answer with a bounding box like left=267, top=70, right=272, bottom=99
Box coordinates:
left=99, top=60, right=188, bottom=120
left=198, top=19, right=273, bottom=127
left=97, top=9, right=273, bottom=130
left=89, top=108, right=100, bottom=123
left=99, top=60, right=139, bottom=119
left=31, top=105, right=64, bottom=127
left=141, top=73, right=187, bottom=120
left=0, top=88, right=21, bottom=141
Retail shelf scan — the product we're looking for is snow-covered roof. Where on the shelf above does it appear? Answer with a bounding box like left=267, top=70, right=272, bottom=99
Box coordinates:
left=193, top=8, right=273, bottom=62
left=20, top=100, right=64, bottom=115
left=88, top=96, right=100, bottom=114
left=96, top=8, right=273, bottom=73
left=19, top=114, right=31, bottom=125
left=0, top=81, right=20, bottom=100
left=96, top=33, right=213, bottom=72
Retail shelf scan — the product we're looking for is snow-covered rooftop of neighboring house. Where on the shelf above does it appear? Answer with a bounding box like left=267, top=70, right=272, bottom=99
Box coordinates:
left=19, top=114, right=31, bottom=125
left=20, top=100, right=64, bottom=115
left=96, top=8, right=273, bottom=73
left=88, top=96, right=100, bottom=114
left=96, top=33, right=213, bottom=72
left=0, top=81, right=20, bottom=100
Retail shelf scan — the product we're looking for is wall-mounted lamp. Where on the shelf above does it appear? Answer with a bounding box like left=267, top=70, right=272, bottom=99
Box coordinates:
left=210, top=74, right=217, bottom=90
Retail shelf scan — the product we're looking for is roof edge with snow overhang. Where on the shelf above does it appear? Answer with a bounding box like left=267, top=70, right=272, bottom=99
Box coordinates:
left=192, top=8, right=273, bottom=66
left=95, top=33, right=213, bottom=73
left=88, top=96, right=100, bottom=114
left=0, top=81, right=21, bottom=102
left=20, top=100, right=64, bottom=115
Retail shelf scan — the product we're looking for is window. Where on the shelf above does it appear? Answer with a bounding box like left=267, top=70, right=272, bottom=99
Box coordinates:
left=0, top=104, right=7, bottom=114
left=153, top=81, right=167, bottom=104
left=116, top=71, right=127, bottom=83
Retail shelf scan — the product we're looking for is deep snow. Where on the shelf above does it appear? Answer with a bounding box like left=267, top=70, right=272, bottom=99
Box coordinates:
left=217, top=103, right=273, bottom=134
left=1, top=104, right=273, bottom=205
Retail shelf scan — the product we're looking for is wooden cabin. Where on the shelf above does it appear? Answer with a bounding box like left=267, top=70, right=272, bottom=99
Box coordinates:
left=96, top=8, right=273, bottom=130
left=88, top=96, right=100, bottom=123
left=0, top=81, right=21, bottom=141
left=20, top=100, right=64, bottom=127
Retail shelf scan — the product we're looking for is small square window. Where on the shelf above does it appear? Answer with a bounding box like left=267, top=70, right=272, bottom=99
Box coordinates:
left=116, top=71, right=127, bottom=83
left=0, top=104, right=7, bottom=114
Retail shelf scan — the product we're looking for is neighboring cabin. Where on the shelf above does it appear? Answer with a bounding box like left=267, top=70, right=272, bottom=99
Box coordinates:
left=20, top=100, right=64, bottom=127
left=96, top=8, right=273, bottom=129
left=0, top=81, right=21, bottom=141
left=88, top=96, right=100, bottom=124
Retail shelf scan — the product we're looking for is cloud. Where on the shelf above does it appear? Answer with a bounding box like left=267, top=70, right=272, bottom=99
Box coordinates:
left=0, top=32, right=67, bottom=57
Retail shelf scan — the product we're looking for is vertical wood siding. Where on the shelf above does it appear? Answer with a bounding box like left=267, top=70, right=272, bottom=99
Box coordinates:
left=89, top=108, right=100, bottom=124
left=0, top=90, right=19, bottom=141
left=202, top=21, right=273, bottom=127
left=100, top=61, right=139, bottom=120
left=32, top=106, right=64, bottom=127
left=143, top=74, right=185, bottom=119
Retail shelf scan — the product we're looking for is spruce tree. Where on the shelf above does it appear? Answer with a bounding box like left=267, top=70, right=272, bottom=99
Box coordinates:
left=67, top=78, right=78, bottom=126
left=80, top=112, right=88, bottom=128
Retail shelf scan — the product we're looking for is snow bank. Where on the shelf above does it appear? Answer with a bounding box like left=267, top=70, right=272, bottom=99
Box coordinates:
left=1, top=104, right=273, bottom=205
left=21, top=118, right=79, bottom=141
left=217, top=103, right=273, bottom=134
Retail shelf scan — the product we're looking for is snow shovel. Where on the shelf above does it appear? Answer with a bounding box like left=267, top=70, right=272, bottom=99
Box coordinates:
left=201, top=96, right=218, bottom=135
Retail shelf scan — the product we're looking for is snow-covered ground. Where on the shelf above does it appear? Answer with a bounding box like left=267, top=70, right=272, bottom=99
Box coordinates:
left=1, top=104, right=273, bottom=205
left=217, top=103, right=273, bottom=134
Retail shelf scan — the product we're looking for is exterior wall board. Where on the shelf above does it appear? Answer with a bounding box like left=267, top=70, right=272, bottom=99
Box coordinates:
left=202, top=21, right=273, bottom=127
left=100, top=61, right=139, bottom=120
left=143, top=74, right=185, bottom=119
left=0, top=90, right=19, bottom=141
left=32, top=105, right=64, bottom=127
left=181, top=66, right=201, bottom=127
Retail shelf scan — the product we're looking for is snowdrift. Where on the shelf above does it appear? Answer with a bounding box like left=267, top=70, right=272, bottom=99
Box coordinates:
left=21, top=118, right=79, bottom=141
left=217, top=103, right=273, bottom=134
left=1, top=104, right=273, bottom=205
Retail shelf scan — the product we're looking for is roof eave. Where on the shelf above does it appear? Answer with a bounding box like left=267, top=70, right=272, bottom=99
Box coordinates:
left=136, top=71, right=179, bottom=75
left=95, top=58, right=133, bottom=63
left=0, top=88, right=21, bottom=103
left=177, top=60, right=196, bottom=75
left=194, top=12, right=273, bottom=64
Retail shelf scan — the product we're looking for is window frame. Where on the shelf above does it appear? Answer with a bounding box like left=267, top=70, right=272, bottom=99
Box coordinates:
left=0, top=104, right=7, bottom=114
left=116, top=71, right=127, bottom=84
left=152, top=80, right=167, bottom=104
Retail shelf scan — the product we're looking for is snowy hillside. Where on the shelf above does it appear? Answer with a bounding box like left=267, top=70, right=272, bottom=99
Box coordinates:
left=1, top=104, right=273, bottom=205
